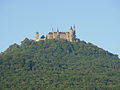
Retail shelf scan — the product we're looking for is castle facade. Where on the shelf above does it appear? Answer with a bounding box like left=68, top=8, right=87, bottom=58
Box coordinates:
left=35, top=26, right=77, bottom=42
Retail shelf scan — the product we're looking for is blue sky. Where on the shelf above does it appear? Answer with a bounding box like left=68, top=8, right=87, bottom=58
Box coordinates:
left=0, top=0, right=120, bottom=57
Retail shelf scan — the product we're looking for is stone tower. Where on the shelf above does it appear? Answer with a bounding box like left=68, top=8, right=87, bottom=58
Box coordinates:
left=69, top=25, right=76, bottom=42
left=73, top=25, right=76, bottom=41
left=69, top=26, right=73, bottom=42
left=36, top=32, right=39, bottom=40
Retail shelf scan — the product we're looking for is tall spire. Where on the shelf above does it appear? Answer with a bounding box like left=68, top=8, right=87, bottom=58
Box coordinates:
left=73, top=25, right=76, bottom=42
left=73, top=24, right=76, bottom=30
left=52, top=28, right=54, bottom=32
left=57, top=28, right=59, bottom=32
left=70, top=26, right=73, bottom=30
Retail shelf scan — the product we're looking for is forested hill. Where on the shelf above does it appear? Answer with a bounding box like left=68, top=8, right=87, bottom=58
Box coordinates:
left=0, top=38, right=120, bottom=90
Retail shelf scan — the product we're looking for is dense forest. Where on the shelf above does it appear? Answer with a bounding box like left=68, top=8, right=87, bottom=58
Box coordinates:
left=0, top=38, right=120, bottom=90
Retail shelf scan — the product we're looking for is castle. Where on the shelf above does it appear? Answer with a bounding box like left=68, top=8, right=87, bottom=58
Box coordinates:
left=35, top=25, right=78, bottom=42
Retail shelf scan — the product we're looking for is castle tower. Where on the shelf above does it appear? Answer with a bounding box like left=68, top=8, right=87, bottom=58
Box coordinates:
left=69, top=26, right=73, bottom=42
left=36, top=32, right=39, bottom=40
left=57, top=29, right=60, bottom=39
left=73, top=25, right=76, bottom=33
left=51, top=28, right=54, bottom=39
left=73, top=25, right=76, bottom=41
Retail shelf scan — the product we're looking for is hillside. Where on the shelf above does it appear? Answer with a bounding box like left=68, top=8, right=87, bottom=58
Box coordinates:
left=0, top=38, right=120, bottom=90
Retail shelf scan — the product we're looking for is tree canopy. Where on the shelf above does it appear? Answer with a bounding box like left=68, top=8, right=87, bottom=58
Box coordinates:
left=0, top=39, right=120, bottom=90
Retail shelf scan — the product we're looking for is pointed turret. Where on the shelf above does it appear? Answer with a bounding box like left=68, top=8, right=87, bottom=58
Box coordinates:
left=70, top=26, right=73, bottom=30
left=52, top=28, right=54, bottom=32
left=69, top=26, right=73, bottom=42
left=57, top=28, right=60, bottom=39
left=73, top=25, right=76, bottom=42
left=73, top=24, right=76, bottom=35
left=73, top=25, right=76, bottom=31
left=57, top=28, right=59, bottom=32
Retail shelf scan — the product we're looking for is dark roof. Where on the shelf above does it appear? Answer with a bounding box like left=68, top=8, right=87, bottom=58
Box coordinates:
left=48, top=31, right=69, bottom=34
left=59, top=32, right=66, bottom=34
left=48, top=32, right=53, bottom=34
left=36, top=32, right=39, bottom=34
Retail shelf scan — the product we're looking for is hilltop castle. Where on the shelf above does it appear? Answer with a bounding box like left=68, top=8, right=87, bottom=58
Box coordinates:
left=35, top=25, right=78, bottom=42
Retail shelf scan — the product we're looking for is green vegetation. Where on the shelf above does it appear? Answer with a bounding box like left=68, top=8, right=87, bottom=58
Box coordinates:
left=0, top=38, right=120, bottom=90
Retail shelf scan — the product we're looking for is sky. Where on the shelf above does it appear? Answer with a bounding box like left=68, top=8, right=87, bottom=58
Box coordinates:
left=0, top=0, right=120, bottom=57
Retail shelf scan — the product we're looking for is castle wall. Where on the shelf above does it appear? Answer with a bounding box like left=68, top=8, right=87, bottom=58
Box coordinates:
left=47, top=34, right=53, bottom=39
left=46, top=31, right=72, bottom=41
left=37, top=26, right=76, bottom=42
left=66, top=32, right=70, bottom=41
left=59, top=33, right=66, bottom=39
left=53, top=32, right=57, bottom=39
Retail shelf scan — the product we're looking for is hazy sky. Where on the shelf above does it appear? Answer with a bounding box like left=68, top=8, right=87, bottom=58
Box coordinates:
left=0, top=0, right=120, bottom=57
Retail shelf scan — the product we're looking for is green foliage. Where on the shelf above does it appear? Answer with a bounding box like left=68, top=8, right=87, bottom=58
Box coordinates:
left=0, top=39, right=120, bottom=90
